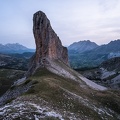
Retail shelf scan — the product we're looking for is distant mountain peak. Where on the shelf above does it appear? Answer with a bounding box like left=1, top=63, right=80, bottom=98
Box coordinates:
left=68, top=40, right=98, bottom=53
left=0, top=43, right=35, bottom=54
left=109, top=39, right=120, bottom=44
left=68, top=39, right=120, bottom=69
left=5, top=43, right=28, bottom=50
left=5, top=43, right=20, bottom=45
left=80, top=40, right=90, bottom=42
left=5, top=43, right=26, bottom=46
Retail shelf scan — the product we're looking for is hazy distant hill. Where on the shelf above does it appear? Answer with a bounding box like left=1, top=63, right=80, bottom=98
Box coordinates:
left=0, top=43, right=35, bottom=54
left=68, top=39, right=120, bottom=69
left=68, top=40, right=98, bottom=53
left=0, top=53, right=29, bottom=70
left=86, top=40, right=120, bottom=55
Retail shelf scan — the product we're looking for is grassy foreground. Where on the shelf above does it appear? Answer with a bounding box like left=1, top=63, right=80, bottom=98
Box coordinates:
left=21, top=68, right=120, bottom=119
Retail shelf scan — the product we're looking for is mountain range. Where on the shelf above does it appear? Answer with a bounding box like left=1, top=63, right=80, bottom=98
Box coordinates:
left=0, top=43, right=35, bottom=54
left=1, top=39, right=120, bottom=70
left=68, top=39, right=120, bottom=69
left=68, top=40, right=98, bottom=53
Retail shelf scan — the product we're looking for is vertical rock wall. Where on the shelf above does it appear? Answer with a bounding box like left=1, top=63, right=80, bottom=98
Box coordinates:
left=28, top=11, right=68, bottom=75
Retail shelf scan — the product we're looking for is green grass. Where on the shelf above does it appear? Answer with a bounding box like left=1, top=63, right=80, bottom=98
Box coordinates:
left=94, top=90, right=120, bottom=114
left=0, top=69, right=25, bottom=96
left=25, top=68, right=109, bottom=119
left=18, top=63, right=120, bottom=119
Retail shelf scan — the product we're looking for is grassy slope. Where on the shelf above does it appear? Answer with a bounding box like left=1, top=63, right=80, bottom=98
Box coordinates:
left=0, top=60, right=119, bottom=119
left=23, top=67, right=120, bottom=119
left=0, top=69, right=25, bottom=96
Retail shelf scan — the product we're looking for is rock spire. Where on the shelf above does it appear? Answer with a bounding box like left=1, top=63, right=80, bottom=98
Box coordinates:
left=28, top=11, right=68, bottom=75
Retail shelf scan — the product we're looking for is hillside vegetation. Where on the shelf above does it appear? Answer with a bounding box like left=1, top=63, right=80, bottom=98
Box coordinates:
left=0, top=61, right=120, bottom=119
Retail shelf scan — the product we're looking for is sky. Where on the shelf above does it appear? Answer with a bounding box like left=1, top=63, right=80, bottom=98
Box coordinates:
left=0, top=0, right=120, bottom=48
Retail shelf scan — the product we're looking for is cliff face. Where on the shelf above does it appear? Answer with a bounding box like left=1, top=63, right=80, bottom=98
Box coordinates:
left=29, top=11, right=68, bottom=74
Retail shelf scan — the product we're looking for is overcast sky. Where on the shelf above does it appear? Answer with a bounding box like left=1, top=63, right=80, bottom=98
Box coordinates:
left=0, top=0, right=120, bottom=48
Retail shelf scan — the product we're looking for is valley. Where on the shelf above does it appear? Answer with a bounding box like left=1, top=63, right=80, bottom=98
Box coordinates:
left=68, top=39, right=120, bottom=69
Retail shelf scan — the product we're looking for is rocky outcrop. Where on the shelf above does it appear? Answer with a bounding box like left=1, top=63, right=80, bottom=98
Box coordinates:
left=80, top=57, right=120, bottom=89
left=28, top=11, right=68, bottom=75
left=100, top=57, right=120, bottom=71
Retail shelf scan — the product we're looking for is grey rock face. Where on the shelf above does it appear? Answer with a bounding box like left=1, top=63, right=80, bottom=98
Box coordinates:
left=28, top=11, right=68, bottom=75
left=80, top=57, right=120, bottom=89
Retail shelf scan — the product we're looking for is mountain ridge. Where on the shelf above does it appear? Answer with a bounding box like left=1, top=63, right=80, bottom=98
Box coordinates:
left=0, top=43, right=35, bottom=54
left=68, top=40, right=98, bottom=53
left=68, top=39, right=120, bottom=69
left=86, top=39, right=120, bottom=54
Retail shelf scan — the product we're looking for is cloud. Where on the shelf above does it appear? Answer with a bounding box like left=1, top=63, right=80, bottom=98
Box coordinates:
left=98, top=0, right=119, bottom=12
left=0, top=0, right=120, bottom=48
